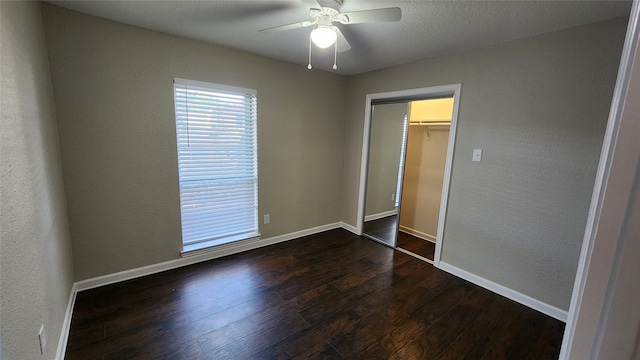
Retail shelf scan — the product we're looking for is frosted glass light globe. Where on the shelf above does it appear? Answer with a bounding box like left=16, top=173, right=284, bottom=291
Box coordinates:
left=310, top=26, right=337, bottom=49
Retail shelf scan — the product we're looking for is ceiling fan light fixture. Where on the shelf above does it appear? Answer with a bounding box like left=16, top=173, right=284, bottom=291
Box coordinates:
left=310, top=25, right=337, bottom=48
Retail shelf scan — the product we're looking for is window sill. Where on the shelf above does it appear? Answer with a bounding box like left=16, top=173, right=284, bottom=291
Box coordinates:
left=181, top=233, right=261, bottom=257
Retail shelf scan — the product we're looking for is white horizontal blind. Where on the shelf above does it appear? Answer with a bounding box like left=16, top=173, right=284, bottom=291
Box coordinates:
left=173, top=78, right=258, bottom=248
left=396, top=114, right=408, bottom=207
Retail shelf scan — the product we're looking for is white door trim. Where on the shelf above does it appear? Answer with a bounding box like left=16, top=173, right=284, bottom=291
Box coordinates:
left=559, top=1, right=640, bottom=359
left=356, top=83, right=462, bottom=267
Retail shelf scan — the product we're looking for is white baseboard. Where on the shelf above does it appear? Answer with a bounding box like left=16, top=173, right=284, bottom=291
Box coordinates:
left=364, top=209, right=397, bottom=222
left=340, top=222, right=359, bottom=234
left=75, top=222, right=343, bottom=292
left=55, top=283, right=77, bottom=360
left=437, top=261, right=568, bottom=322
left=398, top=226, right=436, bottom=243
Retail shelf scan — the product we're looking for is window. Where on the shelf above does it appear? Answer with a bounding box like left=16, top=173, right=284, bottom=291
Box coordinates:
left=173, top=78, right=258, bottom=253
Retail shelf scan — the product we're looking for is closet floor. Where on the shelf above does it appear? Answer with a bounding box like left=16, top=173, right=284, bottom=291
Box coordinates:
left=398, top=231, right=436, bottom=261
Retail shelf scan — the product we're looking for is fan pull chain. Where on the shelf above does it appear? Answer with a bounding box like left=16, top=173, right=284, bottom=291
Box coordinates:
left=308, top=35, right=313, bottom=69
left=333, top=41, right=338, bottom=70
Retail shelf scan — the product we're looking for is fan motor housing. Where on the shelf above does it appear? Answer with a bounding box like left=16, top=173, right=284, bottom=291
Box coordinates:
left=310, top=6, right=348, bottom=25
left=317, top=0, right=343, bottom=11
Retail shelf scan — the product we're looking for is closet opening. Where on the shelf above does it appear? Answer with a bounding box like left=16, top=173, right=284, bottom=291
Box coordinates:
left=357, top=84, right=461, bottom=266
left=397, top=97, right=454, bottom=262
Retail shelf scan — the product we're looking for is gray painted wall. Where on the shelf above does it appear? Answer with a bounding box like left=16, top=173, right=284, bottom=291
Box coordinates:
left=0, top=2, right=75, bottom=359
left=341, top=17, right=627, bottom=310
left=41, top=4, right=347, bottom=281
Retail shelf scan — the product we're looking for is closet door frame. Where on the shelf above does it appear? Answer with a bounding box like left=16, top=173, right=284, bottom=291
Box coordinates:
left=356, top=83, right=462, bottom=266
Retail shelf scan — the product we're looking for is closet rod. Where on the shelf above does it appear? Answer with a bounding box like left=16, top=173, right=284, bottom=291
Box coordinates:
left=409, top=122, right=451, bottom=126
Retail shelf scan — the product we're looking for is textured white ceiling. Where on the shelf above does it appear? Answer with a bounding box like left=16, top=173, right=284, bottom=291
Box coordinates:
left=47, top=0, right=632, bottom=75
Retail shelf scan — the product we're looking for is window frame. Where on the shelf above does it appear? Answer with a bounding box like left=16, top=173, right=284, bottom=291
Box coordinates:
left=173, top=78, right=259, bottom=254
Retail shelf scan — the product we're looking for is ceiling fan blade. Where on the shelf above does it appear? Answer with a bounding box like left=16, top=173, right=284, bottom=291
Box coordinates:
left=259, top=21, right=314, bottom=34
left=335, top=27, right=352, bottom=53
left=301, top=0, right=322, bottom=9
left=342, top=7, right=402, bottom=24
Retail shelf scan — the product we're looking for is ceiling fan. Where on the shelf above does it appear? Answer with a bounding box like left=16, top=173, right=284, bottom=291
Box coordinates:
left=259, top=0, right=402, bottom=69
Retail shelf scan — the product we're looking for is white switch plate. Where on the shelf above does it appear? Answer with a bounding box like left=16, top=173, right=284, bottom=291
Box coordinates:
left=263, top=214, right=270, bottom=224
left=472, top=149, right=483, bottom=162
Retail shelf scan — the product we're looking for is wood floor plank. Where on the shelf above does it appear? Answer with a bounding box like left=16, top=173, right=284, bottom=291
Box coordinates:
left=245, top=340, right=345, bottom=360
left=480, top=307, right=549, bottom=359
left=281, top=283, right=342, bottom=312
left=185, top=286, right=278, bottom=322
left=329, top=250, right=413, bottom=292
left=103, top=338, right=205, bottom=360
left=71, top=258, right=265, bottom=329
left=104, top=299, right=191, bottom=338
left=197, top=283, right=350, bottom=355
left=387, top=287, right=493, bottom=359
left=64, top=229, right=565, bottom=359
left=291, top=342, right=344, bottom=360
left=397, top=231, right=436, bottom=260
left=435, top=294, right=524, bottom=360
left=329, top=278, right=473, bottom=357
left=524, top=316, right=565, bottom=359
left=69, top=287, right=283, bottom=359
left=363, top=215, right=398, bottom=241
left=271, top=250, right=383, bottom=301
left=392, top=254, right=433, bottom=277
left=196, top=304, right=308, bottom=355
left=200, top=313, right=310, bottom=359
left=65, top=317, right=181, bottom=360
left=297, top=270, right=398, bottom=326
left=242, top=305, right=368, bottom=359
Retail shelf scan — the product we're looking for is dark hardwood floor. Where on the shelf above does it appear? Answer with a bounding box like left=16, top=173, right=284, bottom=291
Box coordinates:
left=397, top=232, right=436, bottom=261
left=365, top=215, right=436, bottom=261
left=363, top=215, right=398, bottom=243
left=65, top=229, right=564, bottom=359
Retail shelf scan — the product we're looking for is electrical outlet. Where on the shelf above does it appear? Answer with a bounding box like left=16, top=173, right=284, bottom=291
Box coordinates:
left=391, top=193, right=395, bottom=201
left=263, top=214, right=270, bottom=224
left=38, top=325, right=46, bottom=355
